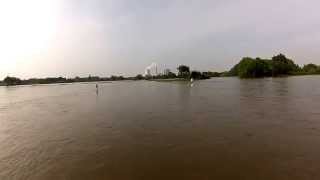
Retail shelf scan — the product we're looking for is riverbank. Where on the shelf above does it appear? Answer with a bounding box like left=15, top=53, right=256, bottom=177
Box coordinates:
left=0, top=80, right=114, bottom=87
left=149, top=78, right=190, bottom=82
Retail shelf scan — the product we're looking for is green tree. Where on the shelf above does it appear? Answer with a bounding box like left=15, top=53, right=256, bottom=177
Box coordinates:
left=229, top=63, right=240, bottom=76
left=237, top=57, right=272, bottom=78
left=135, top=74, right=144, bottom=80
left=271, top=54, right=299, bottom=76
left=3, top=76, right=22, bottom=86
left=167, top=71, right=177, bottom=79
left=302, top=64, right=319, bottom=74
left=230, top=54, right=301, bottom=78
left=190, top=71, right=202, bottom=79
left=177, top=65, right=190, bottom=78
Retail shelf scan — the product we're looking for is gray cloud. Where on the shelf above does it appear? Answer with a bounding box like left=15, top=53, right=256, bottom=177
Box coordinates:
left=2, top=0, right=320, bottom=78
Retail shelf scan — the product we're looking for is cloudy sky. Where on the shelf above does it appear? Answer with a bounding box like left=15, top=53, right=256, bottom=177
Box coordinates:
left=0, top=0, right=320, bottom=79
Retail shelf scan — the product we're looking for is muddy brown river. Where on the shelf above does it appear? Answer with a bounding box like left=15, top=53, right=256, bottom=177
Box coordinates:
left=1, top=76, right=320, bottom=180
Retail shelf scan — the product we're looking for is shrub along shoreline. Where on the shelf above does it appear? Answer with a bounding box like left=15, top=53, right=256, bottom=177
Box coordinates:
left=228, top=54, right=320, bottom=78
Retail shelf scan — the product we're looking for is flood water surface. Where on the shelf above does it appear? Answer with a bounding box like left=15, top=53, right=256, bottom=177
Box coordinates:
left=1, top=76, right=320, bottom=180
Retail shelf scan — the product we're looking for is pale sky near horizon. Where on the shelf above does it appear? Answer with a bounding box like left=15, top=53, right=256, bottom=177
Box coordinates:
left=0, top=0, right=320, bottom=79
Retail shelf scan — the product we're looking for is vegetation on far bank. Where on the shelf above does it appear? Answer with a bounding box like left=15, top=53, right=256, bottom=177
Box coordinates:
left=0, top=65, right=219, bottom=86
left=0, top=75, right=126, bottom=86
left=228, top=54, right=320, bottom=78
left=1, top=54, right=320, bottom=86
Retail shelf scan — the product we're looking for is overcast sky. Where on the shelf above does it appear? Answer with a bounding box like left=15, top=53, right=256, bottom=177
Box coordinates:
left=0, top=0, right=320, bottom=79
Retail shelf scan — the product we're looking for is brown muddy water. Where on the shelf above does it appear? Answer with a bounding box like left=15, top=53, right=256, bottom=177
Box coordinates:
left=1, top=76, right=320, bottom=180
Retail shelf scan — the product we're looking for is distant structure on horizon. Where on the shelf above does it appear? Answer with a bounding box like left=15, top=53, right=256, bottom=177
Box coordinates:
left=145, top=68, right=151, bottom=76
left=163, top=69, right=171, bottom=76
left=144, top=63, right=158, bottom=76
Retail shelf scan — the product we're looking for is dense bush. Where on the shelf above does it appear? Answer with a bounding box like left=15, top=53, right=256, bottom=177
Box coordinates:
left=229, top=54, right=310, bottom=78
left=271, top=54, right=300, bottom=76
left=190, top=71, right=210, bottom=80
left=302, top=64, right=320, bottom=74
left=4, top=76, right=22, bottom=86
left=177, top=65, right=190, bottom=78
left=237, top=57, right=272, bottom=78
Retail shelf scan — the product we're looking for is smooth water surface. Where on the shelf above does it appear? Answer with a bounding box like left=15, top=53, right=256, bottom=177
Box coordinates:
left=1, top=76, right=320, bottom=180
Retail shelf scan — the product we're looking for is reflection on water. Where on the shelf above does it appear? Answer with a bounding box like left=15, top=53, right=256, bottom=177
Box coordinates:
left=1, top=76, right=320, bottom=180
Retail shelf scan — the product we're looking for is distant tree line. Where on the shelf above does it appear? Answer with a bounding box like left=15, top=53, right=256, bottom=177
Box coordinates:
left=0, top=75, right=128, bottom=86
left=2, top=55, right=318, bottom=86
left=228, top=54, right=320, bottom=78
left=1, top=64, right=221, bottom=86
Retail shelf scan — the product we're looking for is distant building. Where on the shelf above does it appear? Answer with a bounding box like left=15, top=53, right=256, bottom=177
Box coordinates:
left=144, top=63, right=158, bottom=76
left=145, top=69, right=151, bottom=76
left=164, top=69, right=171, bottom=75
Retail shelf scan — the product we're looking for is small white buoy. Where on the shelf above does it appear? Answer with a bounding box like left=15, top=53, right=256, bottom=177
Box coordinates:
left=190, top=78, right=194, bottom=87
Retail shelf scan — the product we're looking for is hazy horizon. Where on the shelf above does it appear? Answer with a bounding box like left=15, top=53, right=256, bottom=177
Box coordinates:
left=1, top=0, right=320, bottom=79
